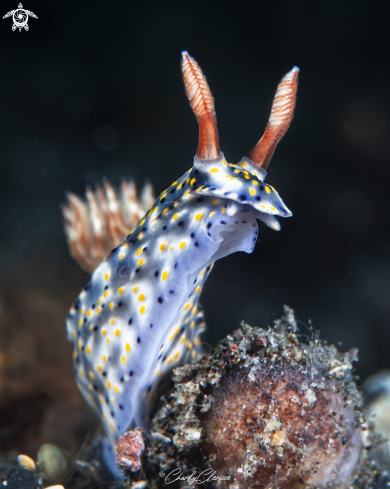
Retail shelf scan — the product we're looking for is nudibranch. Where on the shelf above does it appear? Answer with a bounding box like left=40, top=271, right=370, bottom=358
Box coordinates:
left=65, top=52, right=299, bottom=455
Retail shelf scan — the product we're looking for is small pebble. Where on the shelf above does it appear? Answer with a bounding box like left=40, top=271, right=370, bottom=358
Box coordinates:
left=36, top=444, right=71, bottom=483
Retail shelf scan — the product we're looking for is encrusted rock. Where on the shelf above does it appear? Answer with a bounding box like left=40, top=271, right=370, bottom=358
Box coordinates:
left=139, top=307, right=373, bottom=489
left=116, top=429, right=145, bottom=472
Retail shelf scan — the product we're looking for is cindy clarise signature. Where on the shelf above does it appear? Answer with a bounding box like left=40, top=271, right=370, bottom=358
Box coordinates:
left=159, top=468, right=231, bottom=484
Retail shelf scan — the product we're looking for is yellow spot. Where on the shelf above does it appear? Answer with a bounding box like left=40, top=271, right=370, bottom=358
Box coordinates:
left=126, top=343, right=131, bottom=352
left=173, top=213, right=179, bottom=220
left=104, top=273, right=109, bottom=281
left=191, top=321, right=195, bottom=329
left=78, top=340, right=82, bottom=350
left=132, top=286, right=139, bottom=292
left=162, top=208, right=169, bottom=215
left=184, top=303, right=190, bottom=310
left=106, top=337, right=110, bottom=344
left=98, top=365, right=103, bottom=372
left=175, top=352, right=180, bottom=360
left=153, top=207, right=158, bottom=214
left=186, top=177, right=190, bottom=183
left=265, top=186, right=271, bottom=194
left=86, top=346, right=91, bottom=354
left=160, top=193, right=167, bottom=201
left=162, top=271, right=168, bottom=281
left=180, top=241, right=186, bottom=250
left=183, top=189, right=190, bottom=196
left=122, top=355, right=126, bottom=364
left=110, top=422, right=115, bottom=431
left=190, top=178, right=196, bottom=186
left=154, top=368, right=160, bottom=377
left=110, top=319, right=115, bottom=327
left=140, top=305, right=146, bottom=314
left=78, top=319, right=83, bottom=327
left=221, top=208, right=226, bottom=213
left=261, top=204, right=266, bottom=210
left=249, top=188, right=256, bottom=196
left=244, top=175, right=250, bottom=180
left=222, top=159, right=227, bottom=165
left=193, top=306, right=198, bottom=315
left=192, top=351, right=197, bottom=359
left=200, top=269, right=205, bottom=277
left=98, top=298, right=102, bottom=305
left=195, top=213, right=203, bottom=221
left=177, top=182, right=183, bottom=190
left=109, top=303, right=114, bottom=311
left=212, top=199, right=218, bottom=205
left=169, top=246, right=173, bottom=251
left=139, top=218, right=145, bottom=226
left=101, top=329, right=107, bottom=335
left=114, top=385, right=119, bottom=393
left=118, top=287, right=124, bottom=294
left=103, top=355, right=107, bottom=361
left=196, top=286, right=201, bottom=293
left=96, top=307, right=101, bottom=314
left=119, top=253, right=124, bottom=260
left=252, top=180, right=259, bottom=185
left=188, top=342, right=193, bottom=350
left=136, top=247, right=142, bottom=256
left=210, top=168, right=219, bottom=173
left=209, top=211, right=215, bottom=217
left=71, top=331, right=76, bottom=337
left=234, top=169, right=240, bottom=173
left=271, top=206, right=276, bottom=212
left=175, top=327, right=180, bottom=334
left=78, top=368, right=83, bottom=377
left=107, top=381, right=111, bottom=389
left=138, top=258, right=144, bottom=266
left=168, top=357, right=173, bottom=364
left=160, top=243, right=166, bottom=251
left=139, top=293, right=145, bottom=301
left=104, top=290, right=109, bottom=298
left=181, top=336, right=186, bottom=343
left=240, top=161, right=248, bottom=167
left=89, top=372, right=94, bottom=380
left=80, top=308, right=85, bottom=314
left=138, top=232, right=144, bottom=240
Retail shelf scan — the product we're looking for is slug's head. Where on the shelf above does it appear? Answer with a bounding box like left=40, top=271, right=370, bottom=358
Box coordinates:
left=181, top=51, right=298, bottom=230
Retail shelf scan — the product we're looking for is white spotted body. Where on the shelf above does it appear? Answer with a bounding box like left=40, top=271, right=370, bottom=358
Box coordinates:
left=66, top=52, right=299, bottom=454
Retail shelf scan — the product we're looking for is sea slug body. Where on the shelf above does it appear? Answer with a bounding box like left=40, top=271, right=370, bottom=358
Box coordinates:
left=65, top=52, right=299, bottom=455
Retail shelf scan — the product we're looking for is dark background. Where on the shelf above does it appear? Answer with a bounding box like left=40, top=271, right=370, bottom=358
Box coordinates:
left=1, top=0, right=390, bottom=418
